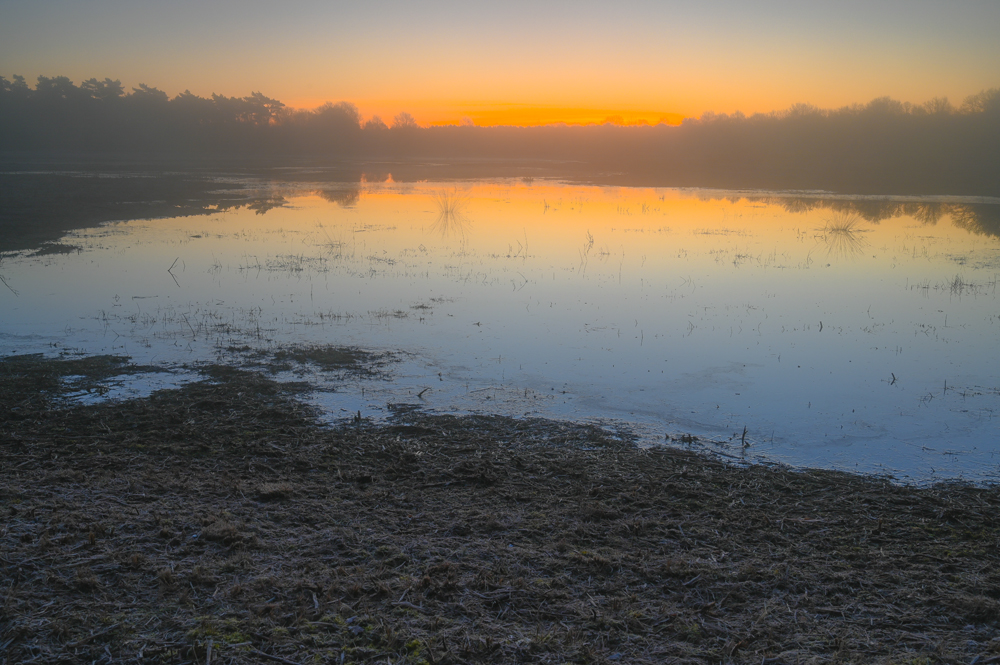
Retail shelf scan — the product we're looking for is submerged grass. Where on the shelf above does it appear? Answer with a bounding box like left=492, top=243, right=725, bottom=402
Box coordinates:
left=0, top=352, right=161, bottom=409
left=218, top=343, right=398, bottom=379
left=1, top=354, right=1000, bottom=664
left=273, top=345, right=374, bottom=371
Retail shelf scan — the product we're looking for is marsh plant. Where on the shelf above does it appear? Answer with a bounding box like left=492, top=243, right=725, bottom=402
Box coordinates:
left=432, top=190, right=471, bottom=237
left=819, top=212, right=868, bottom=259
left=946, top=273, right=995, bottom=297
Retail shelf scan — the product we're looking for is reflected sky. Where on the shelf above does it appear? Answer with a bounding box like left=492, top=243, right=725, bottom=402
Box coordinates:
left=2, top=180, right=999, bottom=483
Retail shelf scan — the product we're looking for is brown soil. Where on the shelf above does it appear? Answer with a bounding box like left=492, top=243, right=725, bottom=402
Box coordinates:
left=2, top=354, right=1000, bottom=664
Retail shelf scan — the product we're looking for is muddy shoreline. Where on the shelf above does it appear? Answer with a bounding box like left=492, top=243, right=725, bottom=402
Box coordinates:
left=2, top=354, right=1000, bottom=664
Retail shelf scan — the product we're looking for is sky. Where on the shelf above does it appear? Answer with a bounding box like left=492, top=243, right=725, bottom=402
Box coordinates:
left=2, top=0, right=999, bottom=126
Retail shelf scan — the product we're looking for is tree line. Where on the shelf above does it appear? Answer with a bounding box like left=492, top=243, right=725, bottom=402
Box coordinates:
left=2, top=75, right=999, bottom=195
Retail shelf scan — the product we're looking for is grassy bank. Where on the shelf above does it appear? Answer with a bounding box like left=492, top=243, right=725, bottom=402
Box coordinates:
left=2, top=353, right=999, bottom=664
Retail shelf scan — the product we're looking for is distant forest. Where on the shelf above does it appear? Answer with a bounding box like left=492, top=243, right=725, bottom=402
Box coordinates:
left=2, top=75, right=999, bottom=196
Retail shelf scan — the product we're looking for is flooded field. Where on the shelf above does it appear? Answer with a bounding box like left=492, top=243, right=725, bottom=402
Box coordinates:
left=2, top=176, right=999, bottom=482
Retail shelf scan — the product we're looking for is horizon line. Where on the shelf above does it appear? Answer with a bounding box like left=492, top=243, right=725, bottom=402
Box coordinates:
left=4, top=72, right=998, bottom=129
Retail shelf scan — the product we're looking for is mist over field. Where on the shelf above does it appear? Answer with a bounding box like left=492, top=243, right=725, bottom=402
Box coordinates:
left=3, top=75, right=999, bottom=195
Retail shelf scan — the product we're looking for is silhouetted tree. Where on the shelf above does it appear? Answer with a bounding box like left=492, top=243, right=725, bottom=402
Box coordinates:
left=81, top=78, right=125, bottom=102
left=392, top=112, right=417, bottom=129
left=1, top=74, right=998, bottom=195
left=131, top=84, right=169, bottom=104
left=921, top=97, right=954, bottom=116
left=961, top=88, right=1000, bottom=114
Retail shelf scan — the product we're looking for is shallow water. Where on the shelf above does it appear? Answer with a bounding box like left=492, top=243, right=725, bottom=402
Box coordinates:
left=2, top=178, right=999, bottom=482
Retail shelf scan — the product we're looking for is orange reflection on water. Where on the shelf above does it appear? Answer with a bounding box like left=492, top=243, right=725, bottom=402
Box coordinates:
left=4, top=179, right=1000, bottom=481
left=240, top=181, right=996, bottom=288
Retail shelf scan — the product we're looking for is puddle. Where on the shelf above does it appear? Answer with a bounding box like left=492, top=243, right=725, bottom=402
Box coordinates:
left=2, top=179, right=999, bottom=482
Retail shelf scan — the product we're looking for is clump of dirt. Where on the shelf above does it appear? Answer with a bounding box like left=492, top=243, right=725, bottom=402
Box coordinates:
left=1, top=353, right=999, bottom=664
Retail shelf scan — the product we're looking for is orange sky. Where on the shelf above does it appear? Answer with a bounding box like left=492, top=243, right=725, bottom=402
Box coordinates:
left=288, top=101, right=688, bottom=127
left=2, top=1, right=999, bottom=127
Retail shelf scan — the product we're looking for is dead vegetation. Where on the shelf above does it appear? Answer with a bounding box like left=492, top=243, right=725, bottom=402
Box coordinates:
left=1, top=354, right=1000, bottom=664
left=0, top=353, right=161, bottom=409
left=272, top=345, right=383, bottom=374
left=219, top=344, right=397, bottom=380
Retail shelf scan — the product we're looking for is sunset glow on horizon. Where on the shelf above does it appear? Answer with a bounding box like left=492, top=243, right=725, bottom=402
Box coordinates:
left=2, top=1, right=999, bottom=127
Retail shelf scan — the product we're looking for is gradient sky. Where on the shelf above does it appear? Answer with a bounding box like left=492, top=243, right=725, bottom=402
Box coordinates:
left=2, top=0, right=999, bottom=126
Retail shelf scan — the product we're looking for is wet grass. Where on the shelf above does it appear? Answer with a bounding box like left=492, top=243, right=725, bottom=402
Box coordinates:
left=218, top=343, right=399, bottom=379
left=2, top=354, right=1000, bottom=664
left=0, top=353, right=162, bottom=410
left=273, top=345, right=373, bottom=371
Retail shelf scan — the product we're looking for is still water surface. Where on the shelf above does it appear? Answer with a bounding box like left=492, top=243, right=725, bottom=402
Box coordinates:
left=2, top=179, right=999, bottom=482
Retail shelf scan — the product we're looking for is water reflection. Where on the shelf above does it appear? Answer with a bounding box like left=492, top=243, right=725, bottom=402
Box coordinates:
left=950, top=204, right=1000, bottom=237
left=5, top=165, right=1000, bottom=258
left=318, top=188, right=361, bottom=208
left=246, top=195, right=287, bottom=215
left=1, top=179, right=999, bottom=483
left=718, top=193, right=1000, bottom=238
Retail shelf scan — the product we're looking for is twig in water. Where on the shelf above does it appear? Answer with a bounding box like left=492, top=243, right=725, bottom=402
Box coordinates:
left=167, top=257, right=181, bottom=287
left=0, top=271, right=16, bottom=297
left=0, top=258, right=16, bottom=296
left=181, top=314, right=197, bottom=339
